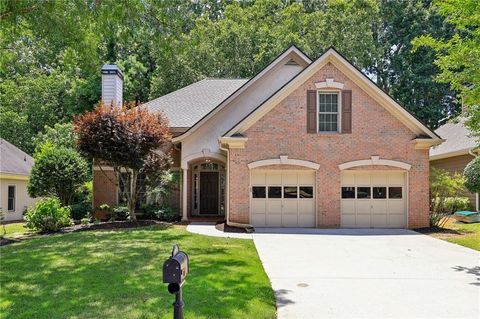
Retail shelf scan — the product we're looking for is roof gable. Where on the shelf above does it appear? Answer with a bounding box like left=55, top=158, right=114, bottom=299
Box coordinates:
left=224, top=48, right=441, bottom=141
left=172, top=45, right=312, bottom=142
left=0, top=138, right=34, bottom=176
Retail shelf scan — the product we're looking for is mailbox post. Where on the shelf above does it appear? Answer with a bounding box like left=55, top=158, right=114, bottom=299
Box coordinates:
left=163, top=244, right=189, bottom=319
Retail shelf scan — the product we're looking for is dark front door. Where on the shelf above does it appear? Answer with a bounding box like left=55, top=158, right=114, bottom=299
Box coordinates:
left=200, top=171, right=219, bottom=214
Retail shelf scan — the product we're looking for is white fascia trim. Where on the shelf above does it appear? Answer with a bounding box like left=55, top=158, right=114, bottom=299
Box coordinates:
left=172, top=47, right=311, bottom=143
left=412, top=138, right=445, bottom=150
left=0, top=173, right=29, bottom=181
left=225, top=49, right=440, bottom=141
left=248, top=155, right=320, bottom=170
left=429, top=148, right=472, bottom=161
left=315, top=78, right=344, bottom=89
left=338, top=156, right=411, bottom=170
left=181, top=149, right=227, bottom=169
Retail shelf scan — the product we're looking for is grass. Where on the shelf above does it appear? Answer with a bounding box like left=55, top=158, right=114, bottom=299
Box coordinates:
left=0, top=225, right=276, bottom=319
left=428, top=218, right=480, bottom=251
left=0, top=222, right=30, bottom=238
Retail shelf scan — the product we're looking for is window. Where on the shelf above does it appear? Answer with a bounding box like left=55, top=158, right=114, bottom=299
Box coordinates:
left=7, top=185, right=15, bottom=211
left=357, top=187, right=371, bottom=199
left=373, top=187, right=387, bottom=199
left=252, top=186, right=266, bottom=198
left=283, top=186, right=298, bottom=198
left=299, top=186, right=314, bottom=198
left=118, top=173, right=146, bottom=208
left=341, top=187, right=355, bottom=199
left=318, top=92, right=339, bottom=132
left=389, top=187, right=403, bottom=199
left=268, top=186, right=282, bottom=198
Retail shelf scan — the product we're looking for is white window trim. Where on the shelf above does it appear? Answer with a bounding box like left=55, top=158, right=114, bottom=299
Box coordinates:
left=317, top=90, right=341, bottom=133
left=7, top=185, right=15, bottom=212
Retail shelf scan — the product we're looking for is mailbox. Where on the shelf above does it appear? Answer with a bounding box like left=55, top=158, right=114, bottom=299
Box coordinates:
left=163, top=248, right=189, bottom=285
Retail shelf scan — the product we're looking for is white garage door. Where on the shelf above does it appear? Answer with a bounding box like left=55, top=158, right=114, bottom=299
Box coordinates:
left=341, top=171, right=407, bottom=228
left=250, top=170, right=315, bottom=227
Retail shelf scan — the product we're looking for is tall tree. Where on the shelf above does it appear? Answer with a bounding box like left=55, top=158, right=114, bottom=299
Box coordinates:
left=74, top=105, right=171, bottom=220
left=413, top=0, right=480, bottom=139
left=369, top=0, right=457, bottom=128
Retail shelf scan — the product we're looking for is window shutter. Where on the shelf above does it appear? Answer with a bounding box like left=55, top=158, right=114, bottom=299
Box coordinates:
left=307, top=90, right=317, bottom=133
left=341, top=90, right=352, bottom=134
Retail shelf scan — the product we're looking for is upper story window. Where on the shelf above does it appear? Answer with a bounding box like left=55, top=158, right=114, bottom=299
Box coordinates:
left=318, top=92, right=340, bottom=132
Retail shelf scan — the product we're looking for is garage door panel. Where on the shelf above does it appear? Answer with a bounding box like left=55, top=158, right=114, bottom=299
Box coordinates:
left=356, top=201, right=371, bottom=215
left=250, top=170, right=315, bottom=227
left=298, top=172, right=315, bottom=184
left=298, top=214, right=315, bottom=227
left=251, top=172, right=266, bottom=185
left=283, top=201, right=298, bottom=214
left=372, top=214, right=388, bottom=227
left=299, top=200, right=314, bottom=214
left=266, top=214, right=282, bottom=227
left=251, top=200, right=266, bottom=214
left=341, top=171, right=406, bottom=228
left=283, top=172, right=298, bottom=184
left=251, top=214, right=266, bottom=226
left=372, top=201, right=387, bottom=214
left=388, top=172, right=404, bottom=184
left=283, top=214, right=298, bottom=227
left=355, top=215, right=371, bottom=227
left=341, top=214, right=356, bottom=227
left=389, top=214, right=405, bottom=228
left=267, top=201, right=282, bottom=214
left=341, top=200, right=355, bottom=215
left=266, top=172, right=282, bottom=184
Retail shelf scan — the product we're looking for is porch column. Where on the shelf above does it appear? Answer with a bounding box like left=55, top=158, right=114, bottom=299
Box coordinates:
left=182, top=168, right=188, bottom=221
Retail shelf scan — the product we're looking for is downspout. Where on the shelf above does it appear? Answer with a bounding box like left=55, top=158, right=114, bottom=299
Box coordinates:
left=219, top=141, right=252, bottom=228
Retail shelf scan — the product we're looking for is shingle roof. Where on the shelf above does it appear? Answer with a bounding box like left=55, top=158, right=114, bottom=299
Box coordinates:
left=430, top=118, right=478, bottom=157
left=0, top=138, right=34, bottom=176
left=143, top=78, right=248, bottom=128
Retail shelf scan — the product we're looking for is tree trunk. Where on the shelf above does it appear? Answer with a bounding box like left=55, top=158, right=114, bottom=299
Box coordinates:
left=128, top=170, right=138, bottom=221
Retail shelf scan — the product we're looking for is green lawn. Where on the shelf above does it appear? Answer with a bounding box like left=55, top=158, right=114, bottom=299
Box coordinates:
left=0, top=225, right=276, bottom=319
left=443, top=218, right=480, bottom=251
left=0, top=222, right=30, bottom=238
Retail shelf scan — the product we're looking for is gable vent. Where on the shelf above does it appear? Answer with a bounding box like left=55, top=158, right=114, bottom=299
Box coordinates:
left=285, top=58, right=299, bottom=66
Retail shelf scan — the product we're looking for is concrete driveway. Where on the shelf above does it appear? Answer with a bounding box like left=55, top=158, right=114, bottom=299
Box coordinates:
left=253, top=228, right=479, bottom=319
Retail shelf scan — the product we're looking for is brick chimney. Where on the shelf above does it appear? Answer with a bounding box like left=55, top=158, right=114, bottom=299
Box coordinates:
left=101, top=64, right=123, bottom=107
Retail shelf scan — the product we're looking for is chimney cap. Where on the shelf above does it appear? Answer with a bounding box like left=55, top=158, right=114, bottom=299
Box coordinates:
left=101, top=64, right=123, bottom=80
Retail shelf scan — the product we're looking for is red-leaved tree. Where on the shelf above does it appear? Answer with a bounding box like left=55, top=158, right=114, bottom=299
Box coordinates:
left=74, top=104, right=171, bottom=220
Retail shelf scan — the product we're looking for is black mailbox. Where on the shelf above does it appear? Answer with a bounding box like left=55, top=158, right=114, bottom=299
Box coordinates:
left=163, top=245, right=189, bottom=319
left=163, top=251, right=189, bottom=285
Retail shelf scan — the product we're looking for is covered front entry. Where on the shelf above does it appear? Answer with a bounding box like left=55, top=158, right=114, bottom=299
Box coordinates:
left=250, top=170, right=316, bottom=227
left=191, top=161, right=225, bottom=216
left=340, top=170, right=407, bottom=228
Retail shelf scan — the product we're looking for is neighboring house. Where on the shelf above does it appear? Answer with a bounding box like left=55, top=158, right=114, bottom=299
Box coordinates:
left=94, top=46, right=443, bottom=229
left=0, top=139, right=38, bottom=221
left=430, top=119, right=479, bottom=211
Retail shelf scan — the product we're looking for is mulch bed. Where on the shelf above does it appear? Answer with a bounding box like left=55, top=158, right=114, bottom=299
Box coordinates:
left=215, top=221, right=252, bottom=233
left=414, top=226, right=462, bottom=237
left=0, top=237, right=18, bottom=246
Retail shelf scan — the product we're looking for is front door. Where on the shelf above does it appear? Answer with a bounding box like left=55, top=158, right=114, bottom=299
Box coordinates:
left=200, top=171, right=219, bottom=214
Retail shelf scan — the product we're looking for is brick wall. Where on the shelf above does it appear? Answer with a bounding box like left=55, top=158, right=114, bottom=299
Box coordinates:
left=228, top=62, right=430, bottom=228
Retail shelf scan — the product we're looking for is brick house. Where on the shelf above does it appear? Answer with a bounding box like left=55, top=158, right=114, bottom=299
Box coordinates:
left=94, top=46, right=444, bottom=229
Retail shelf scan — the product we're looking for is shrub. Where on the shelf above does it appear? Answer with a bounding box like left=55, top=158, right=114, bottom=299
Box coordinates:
left=25, top=197, right=72, bottom=232
left=69, top=202, right=92, bottom=220
left=80, top=217, right=90, bottom=226
left=142, top=204, right=179, bottom=222
left=429, top=168, right=466, bottom=227
left=464, top=156, right=480, bottom=193
left=110, top=206, right=130, bottom=221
